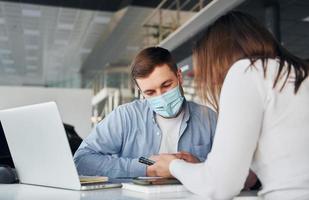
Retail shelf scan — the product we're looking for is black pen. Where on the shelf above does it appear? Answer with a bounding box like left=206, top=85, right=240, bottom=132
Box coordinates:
left=138, top=157, right=155, bottom=166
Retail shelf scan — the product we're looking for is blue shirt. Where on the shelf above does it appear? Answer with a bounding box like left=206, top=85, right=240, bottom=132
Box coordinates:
left=73, top=99, right=217, bottom=178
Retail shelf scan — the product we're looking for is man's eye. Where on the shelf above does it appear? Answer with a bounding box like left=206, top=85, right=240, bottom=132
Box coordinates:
left=163, top=84, right=171, bottom=88
left=145, top=92, right=154, bottom=96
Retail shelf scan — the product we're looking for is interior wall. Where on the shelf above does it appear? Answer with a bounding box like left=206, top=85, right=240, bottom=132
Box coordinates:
left=0, top=86, right=93, bottom=138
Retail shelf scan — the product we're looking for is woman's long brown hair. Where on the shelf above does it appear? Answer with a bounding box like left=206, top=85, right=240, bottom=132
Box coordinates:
left=193, top=11, right=308, bottom=112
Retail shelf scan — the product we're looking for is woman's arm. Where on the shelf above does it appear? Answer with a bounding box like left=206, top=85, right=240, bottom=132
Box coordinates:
left=170, top=61, right=267, bottom=198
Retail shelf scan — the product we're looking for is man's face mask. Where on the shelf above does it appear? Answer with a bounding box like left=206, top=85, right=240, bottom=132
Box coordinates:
left=146, top=85, right=184, bottom=118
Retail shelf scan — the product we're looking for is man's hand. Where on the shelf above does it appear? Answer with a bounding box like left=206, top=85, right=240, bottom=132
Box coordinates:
left=243, top=170, right=258, bottom=190
left=146, top=154, right=177, bottom=177
left=146, top=155, right=161, bottom=176
left=175, top=151, right=200, bottom=163
left=145, top=152, right=200, bottom=177
left=150, top=154, right=178, bottom=178
left=146, top=165, right=157, bottom=177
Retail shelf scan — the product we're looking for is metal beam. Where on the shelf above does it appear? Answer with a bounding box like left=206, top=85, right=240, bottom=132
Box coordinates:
left=0, top=0, right=162, bottom=12
left=159, top=0, right=246, bottom=51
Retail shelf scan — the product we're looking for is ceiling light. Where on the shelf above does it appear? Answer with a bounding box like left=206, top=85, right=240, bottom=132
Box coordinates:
left=4, top=68, right=16, bottom=73
left=26, top=72, right=38, bottom=77
left=24, top=29, right=40, bottom=36
left=2, top=59, right=14, bottom=65
left=0, top=36, right=8, bottom=41
left=25, top=45, right=39, bottom=50
left=26, top=65, right=38, bottom=70
left=0, top=49, right=11, bottom=54
left=57, top=23, right=74, bottom=30
left=54, top=40, right=68, bottom=45
left=80, top=48, right=92, bottom=54
left=302, top=16, right=309, bottom=22
left=0, top=18, right=5, bottom=24
left=51, top=64, right=62, bottom=68
left=93, top=15, right=110, bottom=24
left=26, top=56, right=38, bottom=61
left=22, top=9, right=41, bottom=17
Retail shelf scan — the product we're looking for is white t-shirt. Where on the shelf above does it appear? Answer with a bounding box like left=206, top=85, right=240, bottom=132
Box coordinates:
left=169, top=59, right=309, bottom=199
left=156, top=110, right=184, bottom=154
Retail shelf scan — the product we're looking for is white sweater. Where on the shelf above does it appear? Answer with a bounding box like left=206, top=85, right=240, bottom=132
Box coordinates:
left=170, top=59, right=309, bottom=200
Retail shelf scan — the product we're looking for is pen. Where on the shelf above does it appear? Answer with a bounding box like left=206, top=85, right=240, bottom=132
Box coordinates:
left=138, top=157, right=155, bottom=166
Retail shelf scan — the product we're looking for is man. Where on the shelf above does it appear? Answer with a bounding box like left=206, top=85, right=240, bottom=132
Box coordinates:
left=73, top=47, right=217, bottom=178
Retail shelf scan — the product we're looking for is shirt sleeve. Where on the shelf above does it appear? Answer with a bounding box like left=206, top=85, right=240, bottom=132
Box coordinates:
left=73, top=106, right=146, bottom=178
left=170, top=61, right=267, bottom=199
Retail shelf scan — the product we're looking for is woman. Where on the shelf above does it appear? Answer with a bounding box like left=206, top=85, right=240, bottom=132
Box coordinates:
left=151, top=11, right=309, bottom=199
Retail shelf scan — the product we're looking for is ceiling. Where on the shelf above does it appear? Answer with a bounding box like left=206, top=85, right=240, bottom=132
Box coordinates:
left=80, top=6, right=197, bottom=74
left=1, top=0, right=306, bottom=87
left=0, top=0, right=200, bottom=87
left=0, top=0, right=156, bottom=12
left=0, top=0, right=207, bottom=12
left=0, top=1, right=114, bottom=86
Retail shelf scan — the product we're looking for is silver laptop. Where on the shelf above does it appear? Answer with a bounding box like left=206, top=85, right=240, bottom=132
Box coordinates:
left=0, top=102, right=122, bottom=190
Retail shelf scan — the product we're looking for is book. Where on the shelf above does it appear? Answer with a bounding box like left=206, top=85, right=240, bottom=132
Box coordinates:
left=79, top=176, right=109, bottom=184
left=122, top=182, right=187, bottom=194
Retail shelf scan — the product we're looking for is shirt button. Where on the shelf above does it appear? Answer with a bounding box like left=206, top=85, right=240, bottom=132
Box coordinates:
left=156, top=132, right=160, bottom=135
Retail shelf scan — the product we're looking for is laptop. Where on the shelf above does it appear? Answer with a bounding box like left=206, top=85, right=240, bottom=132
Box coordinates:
left=0, top=102, right=122, bottom=190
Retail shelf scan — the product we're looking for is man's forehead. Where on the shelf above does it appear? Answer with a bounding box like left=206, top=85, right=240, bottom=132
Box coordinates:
left=139, top=78, right=173, bottom=91
left=136, top=74, right=176, bottom=90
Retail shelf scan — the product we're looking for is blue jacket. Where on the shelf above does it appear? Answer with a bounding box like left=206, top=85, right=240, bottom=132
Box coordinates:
left=73, top=100, right=217, bottom=178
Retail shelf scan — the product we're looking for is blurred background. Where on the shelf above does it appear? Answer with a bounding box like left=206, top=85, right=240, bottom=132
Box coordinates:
left=0, top=0, right=308, bottom=138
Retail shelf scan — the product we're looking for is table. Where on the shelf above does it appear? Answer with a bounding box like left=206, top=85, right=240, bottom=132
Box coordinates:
left=0, top=184, right=260, bottom=200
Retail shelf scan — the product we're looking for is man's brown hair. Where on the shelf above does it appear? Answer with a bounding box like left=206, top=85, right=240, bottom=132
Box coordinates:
left=130, top=47, right=178, bottom=83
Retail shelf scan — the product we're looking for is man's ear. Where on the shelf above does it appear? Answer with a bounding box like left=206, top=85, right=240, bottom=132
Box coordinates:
left=135, top=85, right=145, bottom=99
left=139, top=89, right=145, bottom=99
left=177, top=68, right=183, bottom=85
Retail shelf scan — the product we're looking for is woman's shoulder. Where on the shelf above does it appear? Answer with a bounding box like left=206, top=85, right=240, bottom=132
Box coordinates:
left=230, top=58, right=278, bottom=72
left=222, top=58, right=277, bottom=98
left=227, top=58, right=279, bottom=81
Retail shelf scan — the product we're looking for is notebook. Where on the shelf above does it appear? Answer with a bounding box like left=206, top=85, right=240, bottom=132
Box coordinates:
left=122, top=182, right=187, bottom=193
left=79, top=176, right=109, bottom=184
left=0, top=102, right=122, bottom=190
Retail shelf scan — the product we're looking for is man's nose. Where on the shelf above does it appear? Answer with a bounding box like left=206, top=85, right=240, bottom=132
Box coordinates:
left=156, top=89, right=164, bottom=96
left=157, top=88, right=168, bottom=96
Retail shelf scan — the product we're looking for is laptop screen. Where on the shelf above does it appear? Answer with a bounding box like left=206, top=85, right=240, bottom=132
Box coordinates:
left=0, top=121, right=14, bottom=167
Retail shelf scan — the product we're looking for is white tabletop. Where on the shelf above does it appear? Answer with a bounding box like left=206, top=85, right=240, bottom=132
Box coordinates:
left=0, top=184, right=260, bottom=200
